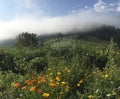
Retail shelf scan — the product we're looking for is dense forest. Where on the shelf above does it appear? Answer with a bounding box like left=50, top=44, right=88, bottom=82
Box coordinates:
left=0, top=25, right=120, bottom=99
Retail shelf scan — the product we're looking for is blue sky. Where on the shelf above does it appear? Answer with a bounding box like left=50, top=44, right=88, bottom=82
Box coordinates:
left=0, top=0, right=120, bottom=40
left=0, top=0, right=120, bottom=20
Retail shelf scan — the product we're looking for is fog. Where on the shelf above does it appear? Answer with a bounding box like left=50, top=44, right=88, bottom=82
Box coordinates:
left=0, top=10, right=120, bottom=41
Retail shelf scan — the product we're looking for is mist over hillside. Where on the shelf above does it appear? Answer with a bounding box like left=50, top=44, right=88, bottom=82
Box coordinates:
left=0, top=25, right=120, bottom=47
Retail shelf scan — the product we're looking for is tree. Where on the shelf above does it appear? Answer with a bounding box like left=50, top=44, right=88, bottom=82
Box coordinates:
left=16, top=32, right=38, bottom=48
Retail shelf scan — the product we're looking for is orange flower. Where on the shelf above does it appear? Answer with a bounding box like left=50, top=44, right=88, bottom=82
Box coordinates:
left=22, top=86, right=27, bottom=90
left=40, top=77, right=46, bottom=83
left=37, top=89, right=42, bottom=94
left=38, top=75, right=43, bottom=79
left=30, top=86, right=36, bottom=92
left=31, top=79, right=36, bottom=83
left=26, top=80, right=32, bottom=85
left=14, top=83, right=20, bottom=88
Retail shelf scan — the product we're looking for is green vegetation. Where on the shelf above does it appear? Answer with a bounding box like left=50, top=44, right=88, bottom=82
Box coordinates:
left=0, top=27, right=120, bottom=99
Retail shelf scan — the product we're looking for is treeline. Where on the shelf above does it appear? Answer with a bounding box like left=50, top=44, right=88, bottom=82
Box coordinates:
left=38, top=25, right=120, bottom=45
left=76, top=25, right=120, bottom=44
left=1, top=25, right=120, bottom=48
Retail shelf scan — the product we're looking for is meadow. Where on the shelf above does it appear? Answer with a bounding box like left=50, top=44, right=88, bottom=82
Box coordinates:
left=0, top=34, right=120, bottom=99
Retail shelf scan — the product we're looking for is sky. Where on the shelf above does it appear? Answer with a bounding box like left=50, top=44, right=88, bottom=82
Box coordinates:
left=0, top=0, right=120, bottom=40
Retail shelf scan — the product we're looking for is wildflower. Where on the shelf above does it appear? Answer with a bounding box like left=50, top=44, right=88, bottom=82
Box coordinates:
left=56, top=82, right=60, bottom=85
left=37, top=89, right=42, bottom=94
left=66, top=70, right=71, bottom=73
left=49, top=73, right=53, bottom=76
left=48, top=68, right=51, bottom=71
left=26, top=80, right=32, bottom=85
left=77, top=83, right=80, bottom=87
left=57, top=72, right=61, bottom=75
left=22, top=86, right=27, bottom=90
left=79, top=80, right=83, bottom=84
left=50, top=79, right=54, bottom=83
left=106, top=94, right=111, bottom=97
left=105, top=74, right=108, bottom=78
left=59, top=92, right=63, bottom=95
left=38, top=80, right=41, bottom=84
left=42, top=93, right=50, bottom=98
left=61, top=81, right=66, bottom=86
left=48, top=83, right=56, bottom=87
left=88, top=95, right=94, bottom=99
left=112, top=91, right=117, bottom=95
left=14, top=83, right=20, bottom=88
left=38, top=75, right=43, bottom=79
left=55, top=76, right=61, bottom=82
left=41, top=77, right=46, bottom=83
left=30, top=86, right=36, bottom=92
left=31, top=79, right=36, bottom=83
left=65, top=86, right=70, bottom=92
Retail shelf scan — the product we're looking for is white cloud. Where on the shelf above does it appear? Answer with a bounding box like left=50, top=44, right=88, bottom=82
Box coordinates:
left=94, top=0, right=106, bottom=12
left=0, top=10, right=120, bottom=41
left=94, top=0, right=115, bottom=12
left=116, top=3, right=120, bottom=12
left=10, top=0, right=44, bottom=18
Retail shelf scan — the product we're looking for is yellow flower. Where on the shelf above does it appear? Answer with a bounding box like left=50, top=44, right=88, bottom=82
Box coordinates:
left=30, top=86, right=36, bottom=92
left=49, top=73, right=53, bottom=76
left=56, top=82, right=60, bottom=85
left=57, top=72, right=61, bottom=75
left=61, top=81, right=66, bottom=86
left=106, top=94, right=111, bottom=97
left=59, top=92, right=63, bottom=95
left=66, top=70, right=71, bottom=73
left=65, top=86, right=70, bottom=92
left=48, top=83, right=56, bottom=87
left=77, top=83, right=80, bottom=87
left=48, top=68, right=51, bottom=71
left=42, top=93, right=50, bottom=98
left=88, top=95, right=94, bottom=99
left=50, top=79, right=54, bottom=83
left=55, top=76, right=61, bottom=82
left=105, top=74, right=108, bottom=78
left=79, top=80, right=83, bottom=84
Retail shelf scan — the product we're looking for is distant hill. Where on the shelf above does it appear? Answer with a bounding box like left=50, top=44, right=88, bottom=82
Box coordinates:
left=38, top=25, right=120, bottom=44
left=0, top=25, right=120, bottom=48
left=0, top=39, right=16, bottom=48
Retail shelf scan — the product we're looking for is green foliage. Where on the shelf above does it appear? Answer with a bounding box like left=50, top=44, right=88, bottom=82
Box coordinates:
left=16, top=32, right=38, bottom=48
left=0, top=37, right=120, bottom=98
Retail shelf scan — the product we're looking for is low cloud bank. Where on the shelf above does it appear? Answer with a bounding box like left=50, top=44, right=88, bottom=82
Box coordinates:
left=0, top=10, right=120, bottom=40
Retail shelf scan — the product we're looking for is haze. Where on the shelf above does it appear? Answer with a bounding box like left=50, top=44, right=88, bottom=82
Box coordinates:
left=0, top=0, right=120, bottom=40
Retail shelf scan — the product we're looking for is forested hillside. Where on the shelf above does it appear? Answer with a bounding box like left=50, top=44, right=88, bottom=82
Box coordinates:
left=0, top=26, right=120, bottom=99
